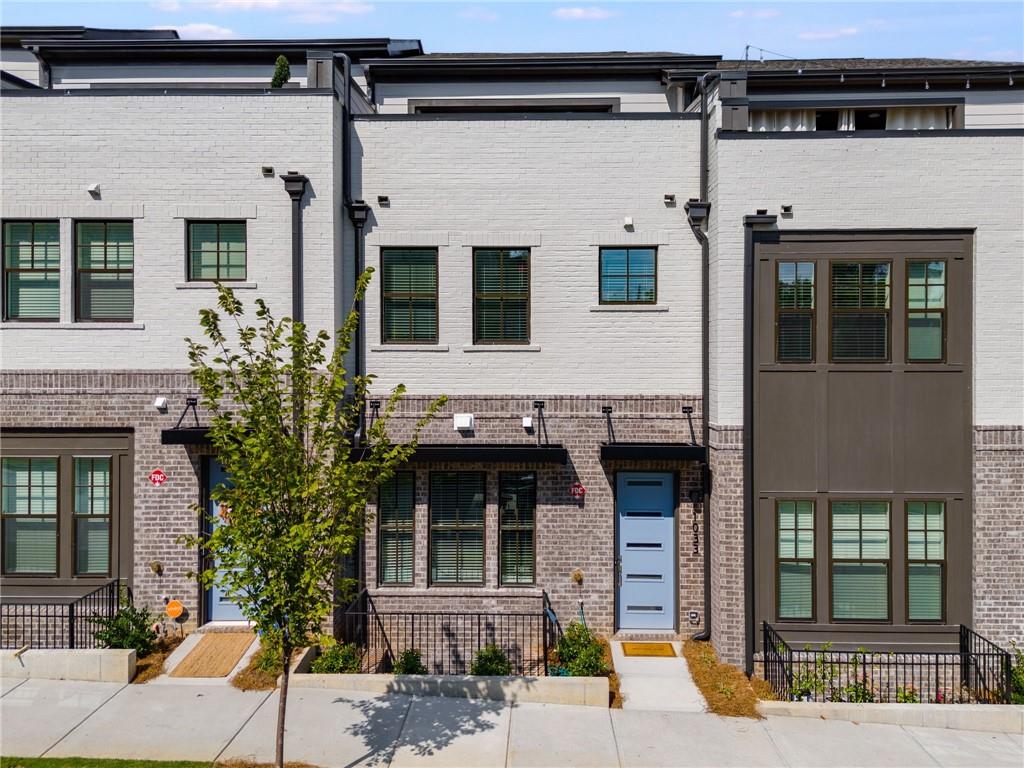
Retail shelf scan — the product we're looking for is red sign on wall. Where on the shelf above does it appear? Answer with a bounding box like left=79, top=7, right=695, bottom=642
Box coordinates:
left=569, top=482, right=586, bottom=500
left=149, top=468, right=168, bottom=487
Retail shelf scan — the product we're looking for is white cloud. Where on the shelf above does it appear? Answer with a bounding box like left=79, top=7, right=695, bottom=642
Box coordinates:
left=798, top=26, right=859, bottom=41
left=196, top=0, right=373, bottom=17
left=151, top=22, right=238, bottom=39
left=151, top=0, right=182, bottom=10
left=551, top=7, right=615, bottom=21
left=729, top=9, right=781, bottom=20
left=458, top=6, right=499, bottom=23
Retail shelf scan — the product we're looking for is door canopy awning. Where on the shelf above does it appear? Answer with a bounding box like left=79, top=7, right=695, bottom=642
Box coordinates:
left=600, top=442, right=707, bottom=462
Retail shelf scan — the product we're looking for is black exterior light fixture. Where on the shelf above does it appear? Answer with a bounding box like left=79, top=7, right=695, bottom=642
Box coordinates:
left=346, top=199, right=371, bottom=226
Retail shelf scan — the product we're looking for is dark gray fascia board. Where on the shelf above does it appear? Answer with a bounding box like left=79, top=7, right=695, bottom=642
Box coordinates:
left=719, top=128, right=1024, bottom=139
left=743, top=213, right=778, bottom=226
left=1, top=26, right=180, bottom=45
left=353, top=111, right=700, bottom=121
left=1, top=87, right=336, bottom=98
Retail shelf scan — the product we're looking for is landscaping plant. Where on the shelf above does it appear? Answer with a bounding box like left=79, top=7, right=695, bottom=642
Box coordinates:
left=393, top=648, right=428, bottom=675
left=184, top=278, right=443, bottom=768
left=1010, top=640, right=1024, bottom=705
left=310, top=640, right=362, bottom=674
left=554, top=621, right=609, bottom=677
left=270, top=54, right=290, bottom=88
left=470, top=644, right=513, bottom=675
left=94, top=597, right=157, bottom=659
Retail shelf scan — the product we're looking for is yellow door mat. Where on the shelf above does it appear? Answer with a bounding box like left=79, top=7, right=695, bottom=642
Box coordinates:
left=170, top=632, right=255, bottom=678
left=621, top=642, right=676, bottom=657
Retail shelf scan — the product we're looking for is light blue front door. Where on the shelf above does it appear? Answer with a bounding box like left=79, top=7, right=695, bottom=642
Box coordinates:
left=617, top=472, right=676, bottom=630
left=206, top=460, right=246, bottom=622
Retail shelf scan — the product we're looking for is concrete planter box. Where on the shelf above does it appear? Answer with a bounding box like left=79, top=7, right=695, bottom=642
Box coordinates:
left=758, top=700, right=1024, bottom=734
left=290, top=670, right=609, bottom=707
left=2, top=648, right=136, bottom=683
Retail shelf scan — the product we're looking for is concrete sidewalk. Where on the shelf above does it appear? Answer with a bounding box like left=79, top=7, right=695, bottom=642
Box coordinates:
left=2, top=677, right=1022, bottom=767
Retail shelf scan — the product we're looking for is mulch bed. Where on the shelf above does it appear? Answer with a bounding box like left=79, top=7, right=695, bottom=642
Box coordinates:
left=132, top=634, right=185, bottom=684
left=682, top=639, right=775, bottom=718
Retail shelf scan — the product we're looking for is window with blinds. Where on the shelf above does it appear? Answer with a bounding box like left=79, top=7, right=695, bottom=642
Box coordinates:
left=599, top=247, right=656, bottom=304
left=378, top=472, right=415, bottom=585
left=907, top=260, right=946, bottom=362
left=831, top=500, right=890, bottom=621
left=3, top=221, right=60, bottom=321
left=473, top=249, right=529, bottom=343
left=830, top=261, right=890, bottom=361
left=381, top=248, right=438, bottom=343
left=499, top=472, right=536, bottom=585
left=429, top=472, right=485, bottom=584
left=188, top=221, right=246, bottom=281
left=76, top=221, right=134, bottom=322
left=777, top=500, right=814, bottom=620
left=907, top=501, right=945, bottom=622
left=2, top=458, right=58, bottom=575
left=74, top=457, right=111, bottom=576
left=776, top=261, right=815, bottom=362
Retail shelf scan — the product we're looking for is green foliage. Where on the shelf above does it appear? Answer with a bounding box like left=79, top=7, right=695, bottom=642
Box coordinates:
left=393, top=648, right=428, bottom=675
left=311, top=640, right=361, bottom=674
left=470, top=644, right=512, bottom=675
left=790, top=643, right=837, bottom=701
left=1011, top=640, right=1024, bottom=705
left=843, top=680, right=875, bottom=703
left=94, top=600, right=156, bottom=659
left=253, top=631, right=284, bottom=675
left=896, top=685, right=920, bottom=704
left=555, top=621, right=609, bottom=677
left=270, top=55, right=291, bottom=88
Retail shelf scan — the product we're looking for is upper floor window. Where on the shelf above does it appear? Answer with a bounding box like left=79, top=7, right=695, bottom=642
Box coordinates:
left=188, top=221, right=246, bottom=281
left=751, top=106, right=954, bottom=132
left=3, top=221, right=60, bottom=322
left=381, top=248, right=438, bottom=343
left=830, top=261, right=891, bottom=362
left=907, top=260, right=946, bottom=362
left=473, top=248, right=529, bottom=344
left=776, top=261, right=815, bottom=362
left=599, top=247, right=656, bottom=304
left=75, top=221, right=134, bottom=322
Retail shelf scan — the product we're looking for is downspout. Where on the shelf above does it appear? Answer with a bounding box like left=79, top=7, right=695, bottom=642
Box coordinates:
left=280, top=172, right=310, bottom=323
left=684, top=71, right=719, bottom=643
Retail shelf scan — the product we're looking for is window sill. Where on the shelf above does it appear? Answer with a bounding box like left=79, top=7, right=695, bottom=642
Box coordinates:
left=174, top=282, right=258, bottom=290
left=589, top=304, right=668, bottom=312
left=370, top=344, right=450, bottom=352
left=1, top=322, right=145, bottom=330
left=463, top=344, right=541, bottom=352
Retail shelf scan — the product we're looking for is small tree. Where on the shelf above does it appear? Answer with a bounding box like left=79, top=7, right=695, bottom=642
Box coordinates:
left=185, top=272, right=443, bottom=767
left=270, top=55, right=291, bottom=88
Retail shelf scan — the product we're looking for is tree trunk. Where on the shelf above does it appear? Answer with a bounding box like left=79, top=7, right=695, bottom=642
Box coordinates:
left=276, top=643, right=290, bottom=768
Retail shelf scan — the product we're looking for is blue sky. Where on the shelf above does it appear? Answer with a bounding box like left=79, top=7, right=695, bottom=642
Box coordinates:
left=2, top=1, right=1022, bottom=61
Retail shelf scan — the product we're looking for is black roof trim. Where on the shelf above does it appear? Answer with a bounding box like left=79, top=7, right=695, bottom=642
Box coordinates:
left=1, top=26, right=179, bottom=45
left=599, top=442, right=708, bottom=462
left=0, top=70, right=39, bottom=89
left=353, top=112, right=700, bottom=121
left=2, top=87, right=335, bottom=98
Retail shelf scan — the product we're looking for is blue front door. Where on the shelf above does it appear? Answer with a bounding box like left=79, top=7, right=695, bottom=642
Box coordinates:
left=617, top=472, right=676, bottom=630
left=206, top=460, right=246, bottom=622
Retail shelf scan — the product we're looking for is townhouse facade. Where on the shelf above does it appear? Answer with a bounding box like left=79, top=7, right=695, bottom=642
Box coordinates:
left=1, top=25, right=1022, bottom=673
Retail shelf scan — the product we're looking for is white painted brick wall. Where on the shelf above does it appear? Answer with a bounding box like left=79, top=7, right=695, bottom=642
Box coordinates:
left=0, top=93, right=339, bottom=369
left=352, top=116, right=703, bottom=395
left=709, top=131, right=1024, bottom=426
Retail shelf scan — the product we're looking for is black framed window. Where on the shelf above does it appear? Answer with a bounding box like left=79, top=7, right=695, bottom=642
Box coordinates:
left=831, top=500, right=890, bottom=621
left=381, top=248, right=438, bottom=343
left=2, top=458, right=59, bottom=575
left=499, top=472, right=535, bottom=585
left=473, top=248, right=529, bottom=343
left=599, top=247, right=656, bottom=304
left=776, top=261, right=815, bottom=362
left=3, top=221, right=60, bottom=322
left=830, top=261, right=891, bottom=361
left=906, top=260, right=946, bottom=362
left=378, top=472, right=415, bottom=585
left=777, top=500, right=814, bottom=620
left=188, top=221, right=246, bottom=281
left=74, top=457, right=111, bottom=576
left=75, top=221, right=134, bottom=322
left=429, top=472, right=485, bottom=584
left=907, top=501, right=945, bottom=622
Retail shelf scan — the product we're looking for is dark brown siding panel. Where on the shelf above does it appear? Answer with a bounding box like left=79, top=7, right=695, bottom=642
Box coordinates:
left=826, top=372, right=893, bottom=492
left=902, top=373, right=968, bottom=493
left=756, top=372, right=818, bottom=492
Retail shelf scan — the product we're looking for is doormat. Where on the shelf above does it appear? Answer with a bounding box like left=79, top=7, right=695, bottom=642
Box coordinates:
left=170, top=632, right=255, bottom=678
left=621, top=642, right=676, bottom=657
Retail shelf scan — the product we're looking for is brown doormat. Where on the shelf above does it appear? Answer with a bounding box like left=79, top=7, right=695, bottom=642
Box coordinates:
left=621, top=642, right=676, bottom=657
left=170, top=632, right=255, bottom=678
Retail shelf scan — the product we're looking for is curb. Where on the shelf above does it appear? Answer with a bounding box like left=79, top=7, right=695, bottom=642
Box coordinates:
left=758, top=700, right=1024, bottom=734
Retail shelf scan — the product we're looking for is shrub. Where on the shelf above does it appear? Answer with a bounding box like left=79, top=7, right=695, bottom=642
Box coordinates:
left=555, top=622, right=609, bottom=677
left=393, top=648, right=428, bottom=675
left=471, top=644, right=512, bottom=675
left=270, top=55, right=291, bottom=88
left=311, top=641, right=361, bottom=674
left=896, top=685, right=920, bottom=704
left=94, top=602, right=156, bottom=659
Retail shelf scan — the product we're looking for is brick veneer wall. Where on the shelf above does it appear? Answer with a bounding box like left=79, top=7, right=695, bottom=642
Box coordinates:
left=364, top=394, right=705, bottom=637
left=707, top=424, right=745, bottom=666
left=973, top=426, right=1024, bottom=648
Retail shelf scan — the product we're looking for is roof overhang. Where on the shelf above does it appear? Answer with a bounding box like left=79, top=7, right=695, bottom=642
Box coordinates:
left=600, top=442, right=707, bottom=462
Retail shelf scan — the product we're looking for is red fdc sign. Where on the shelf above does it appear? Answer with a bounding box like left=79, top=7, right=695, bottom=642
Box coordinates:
left=569, top=482, right=586, bottom=499
left=149, top=468, right=168, bottom=487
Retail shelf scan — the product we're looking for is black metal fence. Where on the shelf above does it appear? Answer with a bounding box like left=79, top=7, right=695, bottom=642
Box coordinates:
left=1, top=580, right=122, bottom=650
left=762, top=622, right=1012, bottom=704
left=338, top=591, right=561, bottom=676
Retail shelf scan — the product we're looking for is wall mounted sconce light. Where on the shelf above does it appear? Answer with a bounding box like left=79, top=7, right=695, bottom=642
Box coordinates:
left=153, top=397, right=168, bottom=412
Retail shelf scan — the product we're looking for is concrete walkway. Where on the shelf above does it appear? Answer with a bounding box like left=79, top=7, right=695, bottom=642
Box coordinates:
left=2, top=677, right=1022, bottom=767
left=611, top=641, right=706, bottom=712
